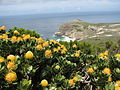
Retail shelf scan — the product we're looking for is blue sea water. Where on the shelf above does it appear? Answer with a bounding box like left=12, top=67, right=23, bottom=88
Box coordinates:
left=0, top=11, right=120, bottom=40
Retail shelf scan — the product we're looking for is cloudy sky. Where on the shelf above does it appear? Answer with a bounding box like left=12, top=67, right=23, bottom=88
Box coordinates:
left=0, top=0, right=120, bottom=16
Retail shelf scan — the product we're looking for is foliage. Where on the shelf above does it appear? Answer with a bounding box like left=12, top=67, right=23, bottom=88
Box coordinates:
left=0, top=26, right=120, bottom=90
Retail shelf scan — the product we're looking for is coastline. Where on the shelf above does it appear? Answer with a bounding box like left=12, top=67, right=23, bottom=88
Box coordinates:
left=55, top=20, right=120, bottom=41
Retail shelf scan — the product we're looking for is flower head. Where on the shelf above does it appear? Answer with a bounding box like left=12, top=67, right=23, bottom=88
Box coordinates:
left=7, top=55, right=16, bottom=61
left=7, top=62, right=16, bottom=70
left=25, top=51, right=34, bottom=59
left=0, top=57, right=5, bottom=63
left=14, top=30, right=19, bottom=34
left=45, top=50, right=52, bottom=58
left=87, top=68, right=94, bottom=73
left=43, top=42, right=49, bottom=47
left=5, top=71, right=17, bottom=82
left=0, top=26, right=6, bottom=30
left=103, top=68, right=111, bottom=75
left=40, top=79, right=48, bottom=87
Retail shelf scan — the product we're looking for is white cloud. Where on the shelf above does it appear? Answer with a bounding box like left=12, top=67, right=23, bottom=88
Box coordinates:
left=0, top=0, right=120, bottom=16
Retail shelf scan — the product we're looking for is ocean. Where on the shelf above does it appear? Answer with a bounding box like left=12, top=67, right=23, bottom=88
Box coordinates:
left=0, top=11, right=120, bottom=41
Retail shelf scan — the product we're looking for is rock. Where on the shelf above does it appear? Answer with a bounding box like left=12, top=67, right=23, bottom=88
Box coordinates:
left=55, top=20, right=120, bottom=41
left=54, top=32, right=63, bottom=36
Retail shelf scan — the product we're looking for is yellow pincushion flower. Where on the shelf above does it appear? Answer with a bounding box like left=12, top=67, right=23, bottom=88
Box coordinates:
left=23, top=34, right=30, bottom=40
left=73, top=77, right=78, bottom=82
left=2, top=34, right=8, bottom=39
left=45, top=50, right=52, bottom=58
left=7, top=55, right=16, bottom=61
left=43, top=42, right=49, bottom=47
left=55, top=65, right=60, bottom=70
left=74, top=53, right=80, bottom=57
left=0, top=57, right=5, bottom=63
left=14, top=30, right=19, bottom=34
left=53, top=48, right=59, bottom=52
left=103, top=68, right=111, bottom=75
left=30, top=37, right=36, bottom=40
left=61, top=49, right=66, bottom=54
left=108, top=76, right=112, bottom=82
left=87, top=68, right=94, bottom=73
left=17, top=37, right=23, bottom=41
left=40, top=79, right=48, bottom=87
left=37, top=38, right=44, bottom=44
left=36, top=44, right=43, bottom=50
left=5, top=32, right=9, bottom=34
left=99, top=53, right=104, bottom=57
left=104, top=50, right=108, bottom=56
left=68, top=79, right=74, bottom=86
left=57, top=47, right=61, bottom=51
left=5, top=71, right=17, bottom=82
left=115, top=86, right=120, bottom=90
left=115, top=54, right=120, bottom=58
left=116, top=81, right=120, bottom=87
left=50, top=40, right=57, bottom=44
left=11, top=36, right=17, bottom=42
left=72, top=44, right=77, bottom=48
left=60, top=45, right=65, bottom=48
left=7, top=62, right=16, bottom=70
left=0, top=26, right=6, bottom=30
left=24, top=51, right=34, bottom=59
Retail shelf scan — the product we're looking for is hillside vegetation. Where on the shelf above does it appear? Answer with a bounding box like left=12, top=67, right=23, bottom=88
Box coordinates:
left=55, top=20, right=120, bottom=41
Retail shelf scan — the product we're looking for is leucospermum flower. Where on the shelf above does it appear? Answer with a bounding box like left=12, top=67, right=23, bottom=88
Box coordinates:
left=115, top=54, right=120, bottom=58
left=68, top=79, right=74, bottom=86
left=7, top=55, right=16, bottom=61
left=104, top=50, right=108, bottom=56
left=57, top=47, right=61, bottom=51
left=87, top=68, right=94, bottom=73
left=72, top=44, right=77, bottom=48
left=73, top=77, right=78, bottom=82
left=60, top=45, right=65, bottom=49
left=74, top=53, right=80, bottom=57
left=23, top=34, right=30, bottom=40
left=98, top=51, right=109, bottom=60
left=45, top=50, right=52, bottom=58
left=115, top=81, right=120, bottom=87
left=5, top=71, right=17, bottom=82
left=37, top=38, right=44, bottom=44
left=0, top=57, right=5, bottom=63
left=17, top=37, right=23, bottom=41
left=53, top=48, right=59, bottom=52
left=1, top=34, right=8, bottom=39
left=108, top=76, right=112, bottom=82
left=115, top=86, right=120, bottom=90
left=43, top=42, right=49, bottom=47
left=61, top=49, right=66, bottom=54
left=49, top=40, right=58, bottom=45
left=11, top=36, right=17, bottom=42
left=0, top=26, right=6, bottom=30
left=55, top=65, right=60, bottom=70
left=14, top=30, right=19, bottom=34
left=40, top=79, right=48, bottom=87
left=36, top=44, right=43, bottom=50
left=7, top=62, right=16, bottom=70
left=24, top=51, right=34, bottom=59
left=103, top=68, right=111, bottom=75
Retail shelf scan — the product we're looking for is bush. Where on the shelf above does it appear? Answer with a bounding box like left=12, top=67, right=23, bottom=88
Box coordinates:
left=0, top=26, right=120, bottom=90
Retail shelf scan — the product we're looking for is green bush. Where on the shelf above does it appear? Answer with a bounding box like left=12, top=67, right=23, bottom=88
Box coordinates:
left=0, top=26, right=120, bottom=90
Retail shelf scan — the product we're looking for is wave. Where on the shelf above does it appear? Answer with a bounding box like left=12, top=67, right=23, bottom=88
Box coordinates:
left=52, top=35, right=76, bottom=42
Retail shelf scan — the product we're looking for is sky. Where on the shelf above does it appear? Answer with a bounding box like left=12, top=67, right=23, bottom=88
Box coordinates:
left=0, top=0, right=120, bottom=16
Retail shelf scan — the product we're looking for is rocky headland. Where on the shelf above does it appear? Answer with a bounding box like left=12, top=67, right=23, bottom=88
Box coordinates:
left=55, top=19, right=120, bottom=41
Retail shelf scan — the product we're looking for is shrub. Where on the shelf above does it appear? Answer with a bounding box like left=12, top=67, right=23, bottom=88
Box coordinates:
left=0, top=26, right=120, bottom=90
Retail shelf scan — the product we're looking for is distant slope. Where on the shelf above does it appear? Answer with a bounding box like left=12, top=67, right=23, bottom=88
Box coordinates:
left=55, top=20, right=120, bottom=41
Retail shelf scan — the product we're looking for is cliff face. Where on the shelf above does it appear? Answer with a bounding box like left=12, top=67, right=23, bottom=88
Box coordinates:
left=55, top=20, right=120, bottom=41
